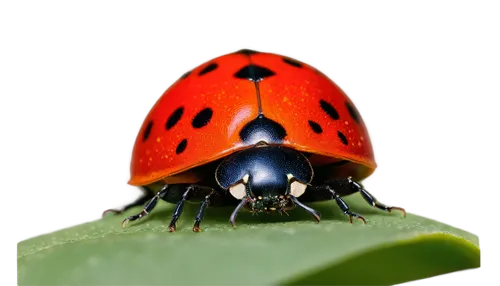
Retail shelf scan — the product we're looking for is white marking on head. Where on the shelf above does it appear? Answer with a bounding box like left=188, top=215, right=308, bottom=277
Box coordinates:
left=229, top=174, right=250, bottom=200
left=229, top=183, right=246, bottom=200
left=287, top=173, right=307, bottom=198
left=290, top=181, right=307, bottom=197
left=286, top=174, right=307, bottom=198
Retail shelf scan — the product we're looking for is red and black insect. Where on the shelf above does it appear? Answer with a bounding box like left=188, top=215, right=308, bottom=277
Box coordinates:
left=104, top=49, right=405, bottom=232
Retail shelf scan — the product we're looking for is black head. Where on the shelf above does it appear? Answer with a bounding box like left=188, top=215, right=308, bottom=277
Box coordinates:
left=215, top=145, right=313, bottom=213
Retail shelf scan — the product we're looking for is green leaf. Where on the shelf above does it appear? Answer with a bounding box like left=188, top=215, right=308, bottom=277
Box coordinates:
left=18, top=194, right=479, bottom=285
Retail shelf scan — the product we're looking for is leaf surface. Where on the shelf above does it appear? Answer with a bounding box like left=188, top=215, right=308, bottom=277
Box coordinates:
left=18, top=195, right=480, bottom=285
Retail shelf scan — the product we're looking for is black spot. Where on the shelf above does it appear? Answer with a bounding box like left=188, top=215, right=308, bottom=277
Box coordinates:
left=235, top=49, right=259, bottom=56
left=308, top=120, right=323, bottom=134
left=234, top=65, right=276, bottom=82
left=345, top=101, right=361, bottom=124
left=166, top=107, right=184, bottom=130
left=192, top=108, right=213, bottom=128
left=320, top=100, right=339, bottom=120
left=199, top=63, right=218, bottom=76
left=283, top=57, right=303, bottom=68
left=239, top=115, right=287, bottom=144
left=176, top=139, right=188, bottom=154
left=180, top=71, right=191, bottom=79
left=143, top=120, right=153, bottom=142
left=337, top=131, right=348, bottom=145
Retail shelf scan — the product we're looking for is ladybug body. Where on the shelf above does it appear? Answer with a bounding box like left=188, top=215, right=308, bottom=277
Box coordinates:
left=107, top=49, right=405, bottom=232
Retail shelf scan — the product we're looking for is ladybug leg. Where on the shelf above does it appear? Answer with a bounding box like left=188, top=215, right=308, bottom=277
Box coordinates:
left=347, top=178, right=406, bottom=217
left=229, top=197, right=251, bottom=227
left=121, top=185, right=169, bottom=228
left=289, top=195, right=321, bottom=223
left=102, top=187, right=155, bottom=217
left=192, top=190, right=217, bottom=232
left=309, top=184, right=366, bottom=224
left=328, top=187, right=366, bottom=224
left=167, top=185, right=216, bottom=232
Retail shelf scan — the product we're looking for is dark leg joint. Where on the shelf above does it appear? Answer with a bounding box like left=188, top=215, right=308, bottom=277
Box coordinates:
left=103, top=187, right=155, bottom=217
left=229, top=198, right=251, bottom=227
left=330, top=188, right=366, bottom=224
left=167, top=189, right=191, bottom=232
left=193, top=191, right=216, bottom=232
left=121, top=185, right=169, bottom=229
left=167, top=184, right=218, bottom=232
left=290, top=195, right=321, bottom=223
left=349, top=178, right=406, bottom=217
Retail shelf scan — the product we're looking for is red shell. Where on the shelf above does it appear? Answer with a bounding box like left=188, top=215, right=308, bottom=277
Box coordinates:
left=129, top=50, right=376, bottom=186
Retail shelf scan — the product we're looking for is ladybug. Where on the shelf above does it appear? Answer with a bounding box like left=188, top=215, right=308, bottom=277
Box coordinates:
left=104, top=49, right=406, bottom=232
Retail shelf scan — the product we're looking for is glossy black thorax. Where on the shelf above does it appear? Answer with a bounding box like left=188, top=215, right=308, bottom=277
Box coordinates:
left=216, top=145, right=313, bottom=210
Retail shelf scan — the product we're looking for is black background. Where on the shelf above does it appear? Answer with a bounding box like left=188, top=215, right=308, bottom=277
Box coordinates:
left=11, top=37, right=488, bottom=284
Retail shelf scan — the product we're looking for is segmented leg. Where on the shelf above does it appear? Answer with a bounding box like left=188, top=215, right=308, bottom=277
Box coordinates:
left=329, top=186, right=366, bottom=224
left=107, top=188, right=154, bottom=214
left=348, top=178, right=406, bottom=217
left=167, top=185, right=216, bottom=232
left=121, top=185, right=169, bottom=228
left=192, top=191, right=217, bottom=232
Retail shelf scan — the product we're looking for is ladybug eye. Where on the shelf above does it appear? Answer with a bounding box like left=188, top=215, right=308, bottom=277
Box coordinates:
left=287, top=174, right=307, bottom=198
left=229, top=174, right=249, bottom=200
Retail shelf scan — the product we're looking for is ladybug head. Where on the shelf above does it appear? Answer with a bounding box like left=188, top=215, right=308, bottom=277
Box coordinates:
left=215, top=145, right=313, bottom=213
